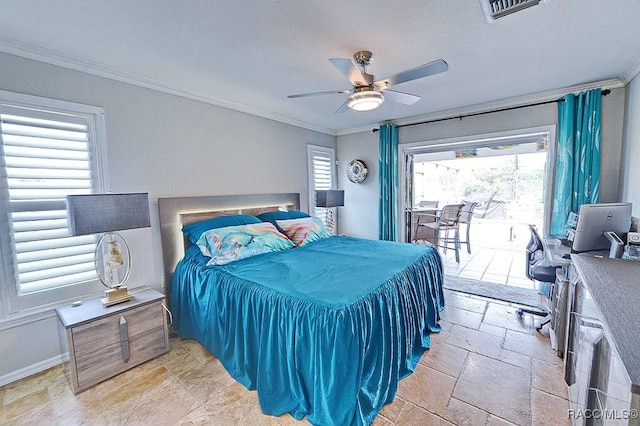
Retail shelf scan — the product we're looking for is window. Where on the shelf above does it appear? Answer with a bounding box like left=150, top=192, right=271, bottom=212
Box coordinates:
left=307, top=145, right=336, bottom=225
left=0, top=92, right=107, bottom=314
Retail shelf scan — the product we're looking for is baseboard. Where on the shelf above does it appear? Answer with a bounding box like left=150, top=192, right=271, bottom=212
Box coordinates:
left=0, top=352, right=68, bottom=387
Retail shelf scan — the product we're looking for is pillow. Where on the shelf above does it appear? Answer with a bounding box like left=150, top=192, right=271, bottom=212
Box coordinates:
left=275, top=216, right=331, bottom=246
left=182, top=214, right=260, bottom=245
left=196, top=222, right=295, bottom=265
left=256, top=210, right=310, bottom=230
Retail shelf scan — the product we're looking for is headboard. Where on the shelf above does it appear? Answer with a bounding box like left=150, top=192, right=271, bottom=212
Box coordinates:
left=158, top=193, right=300, bottom=301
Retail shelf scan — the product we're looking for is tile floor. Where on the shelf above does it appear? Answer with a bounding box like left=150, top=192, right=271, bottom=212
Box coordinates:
left=1, top=289, right=571, bottom=425
left=424, top=219, right=539, bottom=290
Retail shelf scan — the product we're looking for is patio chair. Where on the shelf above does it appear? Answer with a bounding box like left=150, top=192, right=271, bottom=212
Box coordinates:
left=516, top=224, right=560, bottom=330
left=418, top=203, right=463, bottom=262
left=456, top=201, right=478, bottom=254
left=413, top=200, right=440, bottom=242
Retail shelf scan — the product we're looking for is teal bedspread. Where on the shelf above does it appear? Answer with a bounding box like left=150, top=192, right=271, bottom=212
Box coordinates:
left=171, top=236, right=444, bottom=425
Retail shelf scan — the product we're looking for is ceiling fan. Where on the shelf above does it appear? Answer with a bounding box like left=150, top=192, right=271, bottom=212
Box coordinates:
left=288, top=50, right=448, bottom=113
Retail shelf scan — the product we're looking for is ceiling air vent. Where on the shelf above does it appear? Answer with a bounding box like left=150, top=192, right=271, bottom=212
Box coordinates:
left=481, top=0, right=543, bottom=22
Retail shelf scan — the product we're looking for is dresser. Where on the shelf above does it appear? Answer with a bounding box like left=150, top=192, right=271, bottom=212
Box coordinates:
left=565, top=255, right=640, bottom=425
left=56, top=288, right=169, bottom=394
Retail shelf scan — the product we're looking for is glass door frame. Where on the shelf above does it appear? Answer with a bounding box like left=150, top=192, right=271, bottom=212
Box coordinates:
left=398, top=125, right=557, bottom=243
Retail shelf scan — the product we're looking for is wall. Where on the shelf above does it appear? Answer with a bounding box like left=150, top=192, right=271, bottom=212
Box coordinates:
left=337, top=88, right=627, bottom=239
left=621, top=74, right=640, bottom=219
left=0, top=52, right=335, bottom=382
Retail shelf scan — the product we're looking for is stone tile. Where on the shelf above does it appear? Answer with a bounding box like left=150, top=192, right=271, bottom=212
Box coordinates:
left=395, top=403, right=455, bottom=425
left=55, top=401, right=112, bottom=426
left=444, top=292, right=488, bottom=314
left=4, top=388, right=51, bottom=421
left=119, top=375, right=202, bottom=425
left=2, top=365, right=64, bottom=405
left=531, top=389, right=570, bottom=425
left=176, top=357, right=237, bottom=404
left=498, top=348, right=531, bottom=370
left=443, top=397, right=489, bottom=425
left=453, top=353, right=531, bottom=425
left=440, top=306, right=483, bottom=330
left=3, top=402, right=57, bottom=426
left=479, top=322, right=507, bottom=338
left=420, top=342, right=469, bottom=378
left=503, top=330, right=557, bottom=363
left=446, top=325, right=503, bottom=359
left=483, top=303, right=534, bottom=333
left=178, top=381, right=280, bottom=425
left=397, top=363, right=456, bottom=416
left=531, top=356, right=567, bottom=399
left=377, top=395, right=408, bottom=423
left=372, top=414, right=395, bottom=425
left=487, top=414, right=519, bottom=425
left=180, top=338, right=216, bottom=363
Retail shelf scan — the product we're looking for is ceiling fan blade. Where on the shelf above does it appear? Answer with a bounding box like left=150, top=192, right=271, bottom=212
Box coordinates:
left=335, top=100, right=350, bottom=114
left=329, top=58, right=368, bottom=86
left=382, top=90, right=421, bottom=106
left=288, top=89, right=350, bottom=99
left=375, top=59, right=448, bottom=88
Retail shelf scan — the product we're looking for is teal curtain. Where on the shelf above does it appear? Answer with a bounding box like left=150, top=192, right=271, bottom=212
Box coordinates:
left=378, top=123, right=399, bottom=241
left=550, top=88, right=601, bottom=236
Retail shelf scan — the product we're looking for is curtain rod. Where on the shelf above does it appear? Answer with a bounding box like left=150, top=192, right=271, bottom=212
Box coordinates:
left=371, top=89, right=610, bottom=133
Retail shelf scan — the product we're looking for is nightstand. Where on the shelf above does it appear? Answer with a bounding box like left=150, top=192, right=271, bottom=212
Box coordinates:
left=56, top=288, right=169, bottom=394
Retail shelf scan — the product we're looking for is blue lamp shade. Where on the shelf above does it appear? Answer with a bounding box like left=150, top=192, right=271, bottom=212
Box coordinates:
left=66, top=193, right=151, bottom=236
left=315, top=190, right=345, bottom=208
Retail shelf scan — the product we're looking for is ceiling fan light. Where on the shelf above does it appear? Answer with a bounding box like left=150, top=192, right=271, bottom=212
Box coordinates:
left=347, top=91, right=384, bottom=112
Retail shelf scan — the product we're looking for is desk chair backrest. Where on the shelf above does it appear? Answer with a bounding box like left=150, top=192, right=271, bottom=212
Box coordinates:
left=526, top=224, right=557, bottom=284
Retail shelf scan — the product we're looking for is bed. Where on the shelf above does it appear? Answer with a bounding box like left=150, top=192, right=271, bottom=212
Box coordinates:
left=158, top=194, right=444, bottom=426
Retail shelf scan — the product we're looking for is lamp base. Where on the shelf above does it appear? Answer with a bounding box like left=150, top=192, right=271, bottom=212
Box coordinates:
left=101, top=286, right=133, bottom=307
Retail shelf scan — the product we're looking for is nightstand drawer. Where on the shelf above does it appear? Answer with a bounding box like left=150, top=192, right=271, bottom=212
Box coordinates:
left=72, top=302, right=164, bottom=356
left=75, top=326, right=167, bottom=389
left=56, top=288, right=169, bottom=394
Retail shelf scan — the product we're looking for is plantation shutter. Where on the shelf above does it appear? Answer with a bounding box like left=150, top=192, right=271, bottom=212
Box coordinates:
left=307, top=145, right=336, bottom=225
left=0, top=106, right=99, bottom=297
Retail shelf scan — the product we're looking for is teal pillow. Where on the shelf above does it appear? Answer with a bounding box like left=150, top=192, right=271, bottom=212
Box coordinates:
left=196, top=222, right=295, bottom=265
left=182, top=214, right=260, bottom=244
left=257, top=210, right=310, bottom=230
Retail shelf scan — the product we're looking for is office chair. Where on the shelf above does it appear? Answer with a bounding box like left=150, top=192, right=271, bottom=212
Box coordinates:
left=516, top=224, right=560, bottom=330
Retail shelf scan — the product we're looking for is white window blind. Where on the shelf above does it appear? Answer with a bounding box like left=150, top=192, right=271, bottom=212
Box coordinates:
left=0, top=97, right=106, bottom=313
left=307, top=145, right=336, bottom=225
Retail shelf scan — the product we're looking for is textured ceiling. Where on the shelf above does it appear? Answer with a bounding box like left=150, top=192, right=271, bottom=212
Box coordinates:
left=1, top=1, right=639, bottom=135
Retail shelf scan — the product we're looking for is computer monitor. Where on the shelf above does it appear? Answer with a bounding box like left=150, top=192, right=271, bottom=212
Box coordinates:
left=571, top=202, right=632, bottom=253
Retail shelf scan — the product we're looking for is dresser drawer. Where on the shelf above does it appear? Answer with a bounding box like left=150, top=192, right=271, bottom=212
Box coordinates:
left=72, top=302, right=164, bottom=356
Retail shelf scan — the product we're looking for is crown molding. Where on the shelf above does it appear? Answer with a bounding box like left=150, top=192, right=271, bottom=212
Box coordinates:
left=0, top=36, right=337, bottom=136
left=336, top=78, right=625, bottom=137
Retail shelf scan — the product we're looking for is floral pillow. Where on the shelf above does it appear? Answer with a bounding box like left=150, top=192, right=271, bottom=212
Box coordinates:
left=196, top=222, right=295, bottom=265
left=275, top=216, right=331, bottom=247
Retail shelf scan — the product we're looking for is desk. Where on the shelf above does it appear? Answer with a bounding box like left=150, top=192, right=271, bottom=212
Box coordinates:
left=565, top=255, right=640, bottom=424
left=542, top=237, right=572, bottom=357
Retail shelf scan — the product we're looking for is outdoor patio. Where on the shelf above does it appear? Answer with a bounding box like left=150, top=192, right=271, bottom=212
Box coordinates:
left=419, top=218, right=538, bottom=291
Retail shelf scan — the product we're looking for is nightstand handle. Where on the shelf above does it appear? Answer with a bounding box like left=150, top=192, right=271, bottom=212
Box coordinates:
left=119, top=316, right=130, bottom=363
left=161, top=302, right=173, bottom=327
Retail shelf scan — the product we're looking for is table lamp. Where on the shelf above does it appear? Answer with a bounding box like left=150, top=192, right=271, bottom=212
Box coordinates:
left=315, top=189, right=344, bottom=234
left=66, top=193, right=151, bottom=307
